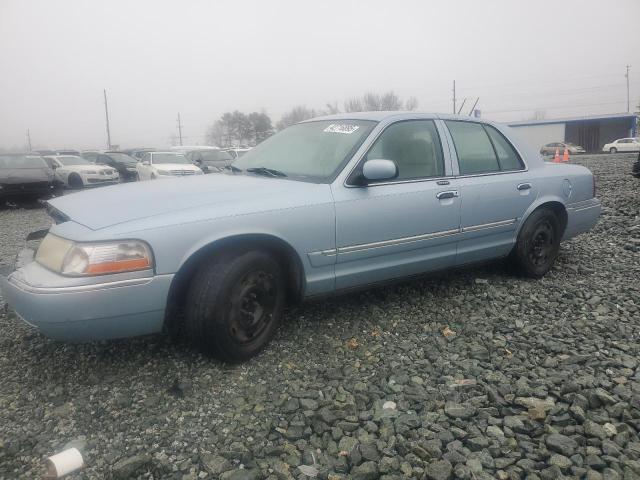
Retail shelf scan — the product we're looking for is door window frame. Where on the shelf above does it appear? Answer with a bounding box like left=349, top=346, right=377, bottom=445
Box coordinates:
left=443, top=120, right=528, bottom=178
left=344, top=119, right=450, bottom=187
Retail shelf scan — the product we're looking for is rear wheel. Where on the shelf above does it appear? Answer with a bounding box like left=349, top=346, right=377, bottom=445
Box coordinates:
left=68, top=173, right=83, bottom=189
left=610, top=147, right=617, bottom=154
left=511, top=208, right=561, bottom=278
left=185, top=250, right=286, bottom=361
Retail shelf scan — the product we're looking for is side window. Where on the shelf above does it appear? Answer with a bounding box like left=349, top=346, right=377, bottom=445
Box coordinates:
left=142, top=153, right=151, bottom=163
left=96, top=155, right=108, bottom=165
left=365, top=120, right=444, bottom=181
left=445, top=121, right=500, bottom=175
left=484, top=125, right=524, bottom=171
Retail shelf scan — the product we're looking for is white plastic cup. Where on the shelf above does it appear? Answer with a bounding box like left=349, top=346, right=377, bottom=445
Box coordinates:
left=45, top=448, right=84, bottom=478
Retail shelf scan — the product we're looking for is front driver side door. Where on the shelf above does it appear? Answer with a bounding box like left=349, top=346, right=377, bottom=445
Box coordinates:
left=332, top=119, right=461, bottom=290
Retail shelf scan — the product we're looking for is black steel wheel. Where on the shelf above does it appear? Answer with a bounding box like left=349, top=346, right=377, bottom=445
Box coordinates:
left=184, top=250, right=285, bottom=361
left=512, top=207, right=561, bottom=278
left=610, top=147, right=617, bottom=154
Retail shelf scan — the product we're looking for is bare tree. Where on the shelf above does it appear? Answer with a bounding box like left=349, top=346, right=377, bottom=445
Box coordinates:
left=344, top=91, right=411, bottom=112
left=405, top=96, right=419, bottom=111
left=276, top=105, right=316, bottom=130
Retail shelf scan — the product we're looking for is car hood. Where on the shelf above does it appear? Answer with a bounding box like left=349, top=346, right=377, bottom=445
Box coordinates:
left=0, top=168, right=52, bottom=184
left=47, top=173, right=328, bottom=230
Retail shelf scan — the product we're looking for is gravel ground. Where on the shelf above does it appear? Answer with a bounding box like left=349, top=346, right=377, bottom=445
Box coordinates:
left=0, top=153, right=639, bottom=480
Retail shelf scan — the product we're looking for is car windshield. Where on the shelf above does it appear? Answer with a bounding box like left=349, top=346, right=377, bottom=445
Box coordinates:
left=0, top=154, right=47, bottom=169
left=152, top=153, right=189, bottom=164
left=106, top=153, right=137, bottom=164
left=57, top=156, right=90, bottom=166
left=233, top=120, right=376, bottom=181
left=199, top=150, right=234, bottom=162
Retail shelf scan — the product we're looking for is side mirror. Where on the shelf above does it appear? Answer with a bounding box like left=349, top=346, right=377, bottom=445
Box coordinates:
left=362, top=159, right=398, bottom=182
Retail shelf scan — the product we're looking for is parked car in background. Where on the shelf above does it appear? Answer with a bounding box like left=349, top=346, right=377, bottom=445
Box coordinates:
left=32, top=149, right=56, bottom=156
left=540, top=142, right=585, bottom=155
left=223, top=146, right=252, bottom=159
left=170, top=145, right=219, bottom=153
left=602, top=137, right=640, bottom=153
left=1, top=112, right=601, bottom=361
left=185, top=149, right=234, bottom=173
left=0, top=153, right=59, bottom=203
left=55, top=149, right=81, bottom=156
left=43, top=155, right=119, bottom=188
left=136, top=151, right=203, bottom=180
left=94, top=152, right=139, bottom=182
left=80, top=150, right=102, bottom=162
left=120, top=148, right=155, bottom=160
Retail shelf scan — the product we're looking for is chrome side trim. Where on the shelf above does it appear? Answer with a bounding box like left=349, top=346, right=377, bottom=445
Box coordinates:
left=338, top=228, right=460, bottom=254
left=308, top=249, right=337, bottom=258
left=308, top=217, right=519, bottom=258
left=7, top=274, right=160, bottom=294
left=462, top=218, right=517, bottom=233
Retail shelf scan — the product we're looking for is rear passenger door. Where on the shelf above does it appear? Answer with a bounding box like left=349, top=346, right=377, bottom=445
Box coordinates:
left=444, top=120, right=538, bottom=266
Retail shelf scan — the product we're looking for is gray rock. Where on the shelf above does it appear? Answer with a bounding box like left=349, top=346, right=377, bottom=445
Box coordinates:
left=350, top=461, right=378, bottom=480
left=202, top=453, right=232, bottom=475
left=546, top=433, right=578, bottom=457
left=444, top=402, right=477, bottom=419
left=112, top=455, right=152, bottom=480
left=424, top=459, right=453, bottom=480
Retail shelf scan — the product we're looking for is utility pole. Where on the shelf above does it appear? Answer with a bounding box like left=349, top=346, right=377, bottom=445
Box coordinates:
left=452, top=80, right=456, bottom=115
left=26, top=129, right=32, bottom=151
left=626, top=65, right=631, bottom=113
left=103, top=89, right=112, bottom=150
left=468, top=97, right=480, bottom=117
left=177, top=113, right=183, bottom=146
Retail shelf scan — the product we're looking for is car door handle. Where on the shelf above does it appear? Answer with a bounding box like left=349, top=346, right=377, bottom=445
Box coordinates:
left=517, top=183, right=532, bottom=191
left=436, top=190, right=459, bottom=200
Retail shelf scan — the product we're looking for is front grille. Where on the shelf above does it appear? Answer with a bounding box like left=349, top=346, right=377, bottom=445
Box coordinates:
left=169, top=170, right=195, bottom=176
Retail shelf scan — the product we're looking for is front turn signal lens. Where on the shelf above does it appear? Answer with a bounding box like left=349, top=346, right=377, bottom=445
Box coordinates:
left=62, top=241, right=153, bottom=276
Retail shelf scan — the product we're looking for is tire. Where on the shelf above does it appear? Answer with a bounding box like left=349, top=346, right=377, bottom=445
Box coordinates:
left=68, top=173, right=83, bottom=189
left=610, top=147, right=617, bottom=154
left=185, top=250, right=286, bottom=361
left=511, top=208, right=561, bottom=278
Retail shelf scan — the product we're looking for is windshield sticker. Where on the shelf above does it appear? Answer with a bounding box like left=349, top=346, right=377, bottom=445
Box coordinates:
left=324, top=124, right=360, bottom=134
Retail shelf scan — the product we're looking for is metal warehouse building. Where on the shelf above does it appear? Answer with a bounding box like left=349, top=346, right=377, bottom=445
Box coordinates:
left=507, top=113, right=638, bottom=153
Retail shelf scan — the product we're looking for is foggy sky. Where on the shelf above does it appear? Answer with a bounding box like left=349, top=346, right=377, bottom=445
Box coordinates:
left=0, top=0, right=638, bottom=150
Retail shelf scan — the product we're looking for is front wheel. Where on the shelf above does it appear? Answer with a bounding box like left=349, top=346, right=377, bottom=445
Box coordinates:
left=185, top=250, right=286, bottom=361
left=511, top=208, right=561, bottom=278
left=610, top=147, right=617, bottom=154
left=68, top=173, right=83, bottom=189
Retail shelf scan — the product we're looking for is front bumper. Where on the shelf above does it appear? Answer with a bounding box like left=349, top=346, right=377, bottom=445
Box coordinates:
left=0, top=182, right=56, bottom=199
left=1, top=255, right=173, bottom=342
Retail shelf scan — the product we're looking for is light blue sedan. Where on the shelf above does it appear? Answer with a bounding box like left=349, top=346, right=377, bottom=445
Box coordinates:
left=1, top=112, right=601, bottom=361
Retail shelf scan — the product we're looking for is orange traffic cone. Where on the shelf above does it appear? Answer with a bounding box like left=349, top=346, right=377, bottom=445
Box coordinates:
left=554, top=149, right=561, bottom=163
left=562, top=148, right=570, bottom=162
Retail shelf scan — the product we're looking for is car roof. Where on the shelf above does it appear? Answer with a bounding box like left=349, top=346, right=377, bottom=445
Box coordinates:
left=303, top=111, right=500, bottom=124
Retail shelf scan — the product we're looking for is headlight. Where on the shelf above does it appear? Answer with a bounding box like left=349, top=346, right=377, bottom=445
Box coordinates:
left=35, top=234, right=153, bottom=276
left=156, top=170, right=172, bottom=176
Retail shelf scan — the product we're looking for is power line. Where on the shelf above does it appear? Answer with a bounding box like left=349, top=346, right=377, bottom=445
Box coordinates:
left=484, top=100, right=627, bottom=114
